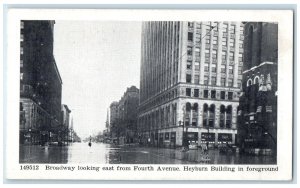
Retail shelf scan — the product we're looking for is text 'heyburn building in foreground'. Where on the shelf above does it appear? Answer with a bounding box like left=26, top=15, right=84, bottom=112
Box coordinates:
left=138, top=22, right=245, bottom=148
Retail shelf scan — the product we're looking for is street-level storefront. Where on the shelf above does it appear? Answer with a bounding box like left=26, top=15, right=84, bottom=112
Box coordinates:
left=218, top=133, right=233, bottom=144
left=170, top=132, right=176, bottom=148
left=185, top=132, right=198, bottom=149
left=158, top=133, right=164, bottom=147
left=20, top=98, right=61, bottom=145
left=140, top=130, right=178, bottom=148
left=201, top=132, right=215, bottom=143
left=140, top=127, right=236, bottom=148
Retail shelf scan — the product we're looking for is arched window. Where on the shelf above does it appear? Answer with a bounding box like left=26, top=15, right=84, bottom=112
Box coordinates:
left=226, top=105, right=232, bottom=128
left=254, top=76, right=259, bottom=84
left=185, top=102, right=191, bottom=111
left=219, top=105, right=226, bottom=128
left=192, top=103, right=198, bottom=126
left=209, top=104, right=215, bottom=128
left=185, top=103, right=191, bottom=126
left=171, top=104, right=176, bottom=125
left=247, top=79, right=252, bottom=87
left=203, top=104, right=208, bottom=127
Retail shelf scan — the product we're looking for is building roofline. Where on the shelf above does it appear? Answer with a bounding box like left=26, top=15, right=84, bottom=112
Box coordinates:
left=63, top=104, right=71, bottom=113
left=243, top=61, right=275, bottom=74
left=52, top=57, right=63, bottom=84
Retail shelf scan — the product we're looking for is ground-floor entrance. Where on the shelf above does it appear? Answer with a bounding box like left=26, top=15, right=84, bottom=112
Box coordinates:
left=140, top=127, right=237, bottom=148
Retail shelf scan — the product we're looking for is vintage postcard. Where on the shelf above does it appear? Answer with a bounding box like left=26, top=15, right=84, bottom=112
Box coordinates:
left=4, top=9, right=293, bottom=180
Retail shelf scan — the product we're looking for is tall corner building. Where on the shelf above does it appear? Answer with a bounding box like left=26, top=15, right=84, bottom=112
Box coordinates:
left=138, top=21, right=244, bottom=148
left=20, top=21, right=63, bottom=145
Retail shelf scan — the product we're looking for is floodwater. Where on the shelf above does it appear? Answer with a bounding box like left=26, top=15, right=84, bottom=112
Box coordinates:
left=19, top=142, right=276, bottom=164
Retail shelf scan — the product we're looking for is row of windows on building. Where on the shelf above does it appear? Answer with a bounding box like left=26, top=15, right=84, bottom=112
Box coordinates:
left=187, top=21, right=244, bottom=39
left=185, top=74, right=242, bottom=88
left=140, top=27, right=181, bottom=102
left=187, top=27, right=240, bottom=42
left=20, top=22, right=24, bottom=68
left=188, top=33, right=243, bottom=48
left=139, top=103, right=234, bottom=129
left=185, top=88, right=235, bottom=100
left=186, top=62, right=243, bottom=74
left=187, top=32, right=243, bottom=47
left=183, top=103, right=233, bottom=129
left=139, top=88, right=179, bottom=112
left=186, top=47, right=244, bottom=62
left=140, top=86, right=238, bottom=114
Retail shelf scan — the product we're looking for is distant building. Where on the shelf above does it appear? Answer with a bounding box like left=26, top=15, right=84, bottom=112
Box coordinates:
left=61, top=105, right=71, bottom=128
left=109, top=86, right=139, bottom=144
left=109, top=101, right=119, bottom=139
left=19, top=21, right=63, bottom=145
left=121, top=86, right=140, bottom=143
left=105, top=109, right=110, bottom=132
left=138, top=22, right=244, bottom=148
left=61, top=104, right=71, bottom=143
left=237, top=22, right=278, bottom=155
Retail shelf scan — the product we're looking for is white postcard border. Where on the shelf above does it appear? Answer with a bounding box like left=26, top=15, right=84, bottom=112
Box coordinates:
left=5, top=9, right=293, bottom=180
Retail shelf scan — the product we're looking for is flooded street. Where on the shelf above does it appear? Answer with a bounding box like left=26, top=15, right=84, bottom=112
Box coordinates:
left=20, top=142, right=276, bottom=164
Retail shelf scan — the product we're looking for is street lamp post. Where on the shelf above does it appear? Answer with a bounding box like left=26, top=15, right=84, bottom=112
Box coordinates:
left=181, top=105, right=186, bottom=149
left=179, top=120, right=184, bottom=148
left=28, top=128, right=32, bottom=144
left=206, top=112, right=210, bottom=151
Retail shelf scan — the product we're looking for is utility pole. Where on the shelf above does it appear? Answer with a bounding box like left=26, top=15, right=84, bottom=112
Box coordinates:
left=181, top=105, right=186, bottom=149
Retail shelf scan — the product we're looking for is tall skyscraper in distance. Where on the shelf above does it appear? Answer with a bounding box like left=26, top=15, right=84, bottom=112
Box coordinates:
left=105, top=109, right=110, bottom=129
left=138, top=21, right=244, bottom=148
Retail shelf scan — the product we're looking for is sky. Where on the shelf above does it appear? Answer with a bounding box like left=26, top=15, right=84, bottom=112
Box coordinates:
left=53, top=21, right=142, bottom=139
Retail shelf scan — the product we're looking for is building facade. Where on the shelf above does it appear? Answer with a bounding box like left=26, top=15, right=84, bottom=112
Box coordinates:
left=61, top=104, right=71, bottom=144
left=109, top=101, right=119, bottom=140
left=138, top=21, right=245, bottom=148
left=237, top=22, right=278, bottom=155
left=20, top=21, right=63, bottom=145
left=109, top=86, right=140, bottom=144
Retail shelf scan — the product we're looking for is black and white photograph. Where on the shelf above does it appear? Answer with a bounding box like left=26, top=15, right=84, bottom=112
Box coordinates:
left=19, top=20, right=278, bottom=165
left=4, top=9, right=293, bottom=180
